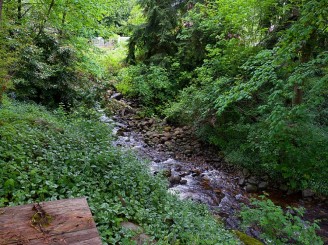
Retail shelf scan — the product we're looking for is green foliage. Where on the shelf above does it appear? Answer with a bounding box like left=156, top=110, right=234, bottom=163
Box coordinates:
left=98, top=40, right=129, bottom=76
left=0, top=98, right=239, bottom=244
left=1, top=0, right=136, bottom=108
left=117, top=64, right=175, bottom=115
left=12, top=32, right=77, bottom=106
left=11, top=31, right=106, bottom=108
left=127, top=0, right=186, bottom=64
left=240, top=197, right=323, bottom=245
left=160, top=0, right=328, bottom=194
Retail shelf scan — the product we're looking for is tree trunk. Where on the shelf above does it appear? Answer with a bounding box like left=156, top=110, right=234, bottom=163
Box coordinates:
left=17, top=0, right=22, bottom=23
left=37, top=0, right=55, bottom=36
left=0, top=0, right=3, bottom=24
left=59, top=9, right=66, bottom=36
left=293, top=43, right=312, bottom=106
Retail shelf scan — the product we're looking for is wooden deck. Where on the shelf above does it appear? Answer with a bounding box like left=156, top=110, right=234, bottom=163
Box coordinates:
left=0, top=198, right=102, bottom=245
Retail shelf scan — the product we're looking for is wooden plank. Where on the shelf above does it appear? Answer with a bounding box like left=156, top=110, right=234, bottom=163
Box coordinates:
left=0, top=197, right=102, bottom=245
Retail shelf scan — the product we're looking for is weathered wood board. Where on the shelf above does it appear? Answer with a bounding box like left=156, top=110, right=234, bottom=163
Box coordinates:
left=0, top=198, right=102, bottom=245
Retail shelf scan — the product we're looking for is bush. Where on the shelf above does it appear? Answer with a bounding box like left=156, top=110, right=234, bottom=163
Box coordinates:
left=117, top=64, right=175, bottom=115
left=240, top=196, right=323, bottom=245
left=0, top=98, right=239, bottom=244
left=11, top=32, right=104, bottom=108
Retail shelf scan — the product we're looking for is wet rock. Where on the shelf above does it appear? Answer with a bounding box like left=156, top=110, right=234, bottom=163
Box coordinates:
left=160, top=137, right=169, bottom=143
left=163, top=158, right=176, bottom=165
left=116, top=128, right=126, bottom=136
left=163, top=132, right=171, bottom=138
left=246, top=184, right=258, bottom=193
left=302, top=189, right=315, bottom=198
left=164, top=141, right=173, bottom=148
left=218, top=196, right=234, bottom=215
left=179, top=171, right=190, bottom=177
left=258, top=182, right=268, bottom=190
left=226, top=217, right=239, bottom=229
left=169, top=175, right=182, bottom=185
left=261, top=175, right=269, bottom=181
left=122, top=106, right=135, bottom=115
left=184, top=149, right=192, bottom=156
left=238, top=177, right=246, bottom=186
left=235, top=194, right=245, bottom=201
left=173, top=128, right=182, bottom=136
left=191, top=169, right=201, bottom=177
left=242, top=168, right=250, bottom=178
left=111, top=92, right=123, bottom=100
left=152, top=137, right=160, bottom=144
left=180, top=179, right=187, bottom=185
left=279, top=184, right=288, bottom=192
left=247, top=176, right=259, bottom=185
left=164, top=126, right=171, bottom=132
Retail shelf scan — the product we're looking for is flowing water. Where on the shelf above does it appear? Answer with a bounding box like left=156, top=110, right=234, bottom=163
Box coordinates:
left=100, top=111, right=328, bottom=243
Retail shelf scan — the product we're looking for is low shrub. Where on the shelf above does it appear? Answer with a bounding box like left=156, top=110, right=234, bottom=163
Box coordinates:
left=0, top=98, right=239, bottom=244
left=240, top=196, right=323, bottom=245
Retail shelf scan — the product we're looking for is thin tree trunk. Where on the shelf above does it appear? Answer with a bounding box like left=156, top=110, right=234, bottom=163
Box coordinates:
left=0, top=0, right=4, bottom=24
left=37, top=0, right=55, bottom=36
left=17, top=0, right=22, bottom=23
left=293, top=43, right=311, bottom=106
left=59, top=9, right=66, bottom=36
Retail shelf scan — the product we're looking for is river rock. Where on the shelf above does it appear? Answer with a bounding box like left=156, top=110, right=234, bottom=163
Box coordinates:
left=247, top=176, right=259, bottom=185
left=180, top=179, right=187, bottom=185
left=152, top=137, right=159, bottom=144
left=238, top=177, right=246, bottom=186
left=169, top=175, right=182, bottom=185
left=242, top=168, right=250, bottom=178
left=246, top=184, right=258, bottom=193
left=258, top=181, right=268, bottom=190
left=174, top=129, right=182, bottom=136
left=191, top=169, right=201, bottom=177
left=164, top=126, right=171, bottom=132
left=111, top=92, right=123, bottom=100
left=279, top=184, right=288, bottom=192
left=116, top=128, right=126, bottom=136
left=164, top=141, right=173, bottom=149
left=261, top=175, right=269, bottom=181
left=302, top=189, right=315, bottom=198
left=163, top=132, right=172, bottom=139
left=149, top=118, right=155, bottom=124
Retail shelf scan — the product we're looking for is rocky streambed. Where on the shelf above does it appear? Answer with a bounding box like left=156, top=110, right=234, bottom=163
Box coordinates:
left=100, top=96, right=328, bottom=243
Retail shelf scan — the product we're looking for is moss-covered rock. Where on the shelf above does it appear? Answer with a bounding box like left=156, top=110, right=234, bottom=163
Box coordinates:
left=233, top=230, right=263, bottom=245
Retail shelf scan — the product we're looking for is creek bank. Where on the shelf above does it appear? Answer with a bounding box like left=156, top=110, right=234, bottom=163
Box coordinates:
left=102, top=94, right=328, bottom=243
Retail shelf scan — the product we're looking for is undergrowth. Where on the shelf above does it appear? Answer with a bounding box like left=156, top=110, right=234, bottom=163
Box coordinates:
left=0, top=98, right=239, bottom=244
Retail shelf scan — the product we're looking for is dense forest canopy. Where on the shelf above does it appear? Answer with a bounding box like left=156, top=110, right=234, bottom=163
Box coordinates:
left=0, top=0, right=327, bottom=244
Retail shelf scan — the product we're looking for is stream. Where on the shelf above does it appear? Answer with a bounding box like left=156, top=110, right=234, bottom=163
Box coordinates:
left=99, top=101, right=328, bottom=244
